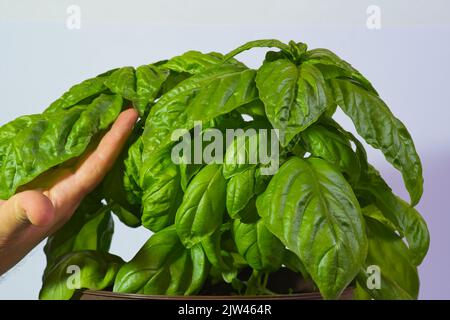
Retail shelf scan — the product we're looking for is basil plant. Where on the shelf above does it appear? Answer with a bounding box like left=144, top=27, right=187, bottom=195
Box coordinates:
left=0, top=39, right=429, bottom=300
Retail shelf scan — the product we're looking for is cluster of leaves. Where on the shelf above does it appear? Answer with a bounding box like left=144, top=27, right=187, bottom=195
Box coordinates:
left=0, top=39, right=429, bottom=300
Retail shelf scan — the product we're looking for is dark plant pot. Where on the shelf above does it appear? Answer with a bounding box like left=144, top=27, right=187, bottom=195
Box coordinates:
left=74, top=269, right=353, bottom=300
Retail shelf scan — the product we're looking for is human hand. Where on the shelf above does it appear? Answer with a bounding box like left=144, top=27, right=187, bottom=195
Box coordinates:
left=0, top=108, right=138, bottom=275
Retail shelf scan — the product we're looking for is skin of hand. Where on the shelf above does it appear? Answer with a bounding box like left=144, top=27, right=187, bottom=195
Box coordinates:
left=0, top=108, right=138, bottom=276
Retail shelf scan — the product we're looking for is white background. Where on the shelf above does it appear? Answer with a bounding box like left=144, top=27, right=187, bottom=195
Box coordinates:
left=1, top=0, right=450, bottom=299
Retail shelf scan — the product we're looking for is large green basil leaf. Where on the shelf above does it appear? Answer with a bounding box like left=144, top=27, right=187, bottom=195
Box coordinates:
left=0, top=115, right=39, bottom=141
left=0, top=94, right=122, bottom=200
left=40, top=250, right=124, bottom=300
left=224, top=161, right=272, bottom=220
left=134, top=65, right=169, bottom=115
left=104, top=67, right=137, bottom=101
left=223, top=130, right=259, bottom=179
left=142, top=64, right=257, bottom=159
left=303, top=48, right=377, bottom=94
left=113, top=226, right=209, bottom=295
left=232, top=219, right=284, bottom=272
left=104, top=65, right=169, bottom=116
left=222, top=120, right=278, bottom=179
left=44, top=74, right=110, bottom=113
left=175, top=164, right=226, bottom=248
left=356, top=166, right=429, bottom=265
left=44, top=190, right=114, bottom=267
left=256, top=157, right=367, bottom=299
left=256, top=59, right=332, bottom=146
left=175, top=115, right=247, bottom=191
left=141, top=147, right=183, bottom=232
left=224, top=39, right=292, bottom=61
left=356, top=217, right=419, bottom=300
left=319, top=117, right=369, bottom=175
left=163, top=51, right=244, bottom=75
left=226, top=168, right=256, bottom=218
left=300, top=123, right=361, bottom=184
left=0, top=115, right=40, bottom=189
left=330, top=78, right=423, bottom=206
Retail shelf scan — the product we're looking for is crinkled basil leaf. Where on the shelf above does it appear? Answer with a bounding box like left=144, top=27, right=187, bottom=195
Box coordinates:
left=256, top=157, right=367, bottom=299
left=141, top=147, right=183, bottom=232
left=175, top=164, right=226, bottom=248
left=104, top=65, right=169, bottom=116
left=142, top=64, right=257, bottom=159
left=319, top=117, right=369, bottom=175
left=176, top=115, right=247, bottom=192
left=44, top=75, right=109, bottom=113
left=40, top=250, right=124, bottom=300
left=300, top=123, right=361, bottom=184
left=0, top=93, right=122, bottom=200
left=256, top=59, right=332, bottom=146
left=356, top=165, right=429, bottom=265
left=226, top=168, right=256, bottom=218
left=232, top=219, right=284, bottom=272
left=163, top=51, right=244, bottom=75
left=113, top=226, right=209, bottom=295
left=223, top=131, right=259, bottom=179
left=356, top=217, right=419, bottom=300
left=104, top=67, right=137, bottom=101
left=134, top=65, right=169, bottom=115
left=223, top=121, right=278, bottom=179
left=303, top=48, right=377, bottom=94
left=330, top=78, right=423, bottom=205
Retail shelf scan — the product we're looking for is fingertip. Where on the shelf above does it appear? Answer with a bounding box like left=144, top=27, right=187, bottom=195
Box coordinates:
left=104, top=108, right=139, bottom=144
left=118, top=108, right=139, bottom=128
left=124, top=107, right=139, bottom=118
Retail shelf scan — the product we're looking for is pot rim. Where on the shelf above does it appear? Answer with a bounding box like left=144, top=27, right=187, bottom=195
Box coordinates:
left=76, top=287, right=353, bottom=300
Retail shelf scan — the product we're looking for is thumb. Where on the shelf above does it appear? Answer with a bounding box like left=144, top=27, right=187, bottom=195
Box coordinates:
left=0, top=191, right=55, bottom=241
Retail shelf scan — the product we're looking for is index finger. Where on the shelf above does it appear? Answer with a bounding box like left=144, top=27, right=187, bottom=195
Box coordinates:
left=70, top=108, right=138, bottom=198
